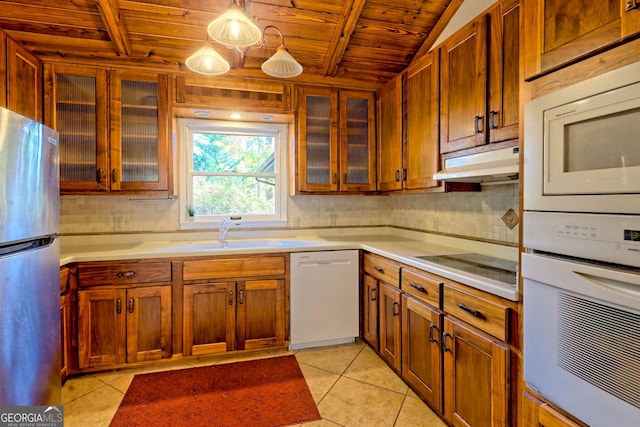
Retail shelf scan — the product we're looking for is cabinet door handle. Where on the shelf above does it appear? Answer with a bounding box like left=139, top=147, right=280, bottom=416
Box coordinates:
left=238, top=290, right=244, bottom=305
left=116, top=271, right=136, bottom=278
left=394, top=169, right=400, bottom=182
left=429, top=324, right=439, bottom=343
left=343, top=173, right=348, bottom=184
left=410, top=283, right=426, bottom=294
left=370, top=288, right=377, bottom=301
left=96, top=168, right=104, bottom=184
left=458, top=303, right=484, bottom=319
left=332, top=173, right=338, bottom=185
left=442, top=332, right=452, bottom=352
left=374, top=266, right=384, bottom=273
left=111, top=168, right=118, bottom=183
left=392, top=301, right=400, bottom=316
left=128, top=298, right=134, bottom=314
left=228, top=291, right=234, bottom=306
left=402, top=168, right=407, bottom=181
left=116, top=298, right=122, bottom=314
left=474, top=115, right=484, bottom=134
left=489, top=110, right=499, bottom=130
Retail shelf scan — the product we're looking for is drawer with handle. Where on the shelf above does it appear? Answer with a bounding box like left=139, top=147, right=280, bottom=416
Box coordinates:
left=443, top=284, right=510, bottom=341
left=400, top=268, right=441, bottom=308
left=364, top=253, right=400, bottom=287
left=78, top=261, right=172, bottom=287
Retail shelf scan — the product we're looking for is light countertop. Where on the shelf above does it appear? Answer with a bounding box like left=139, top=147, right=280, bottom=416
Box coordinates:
left=60, top=226, right=519, bottom=301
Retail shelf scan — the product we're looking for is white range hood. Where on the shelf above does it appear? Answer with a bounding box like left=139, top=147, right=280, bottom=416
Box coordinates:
left=433, top=146, right=519, bottom=184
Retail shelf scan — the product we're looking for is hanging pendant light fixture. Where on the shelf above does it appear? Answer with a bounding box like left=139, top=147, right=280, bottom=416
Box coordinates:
left=186, top=2, right=302, bottom=78
left=207, top=0, right=262, bottom=48
left=260, top=26, right=303, bottom=78
left=185, top=44, right=230, bottom=75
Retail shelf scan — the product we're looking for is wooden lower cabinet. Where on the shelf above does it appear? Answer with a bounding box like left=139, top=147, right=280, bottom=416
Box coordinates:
left=183, top=279, right=286, bottom=356
left=362, top=274, right=379, bottom=349
left=442, top=316, right=510, bottom=427
left=60, top=292, right=71, bottom=381
left=522, top=392, right=584, bottom=427
left=60, top=266, right=71, bottom=382
left=379, top=281, right=402, bottom=371
left=77, top=285, right=172, bottom=368
left=401, top=294, right=443, bottom=413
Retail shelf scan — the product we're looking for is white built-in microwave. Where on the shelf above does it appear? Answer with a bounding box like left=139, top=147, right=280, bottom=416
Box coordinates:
left=524, top=61, right=640, bottom=214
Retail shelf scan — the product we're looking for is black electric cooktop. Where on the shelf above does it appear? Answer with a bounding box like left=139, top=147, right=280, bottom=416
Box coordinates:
left=414, top=253, right=518, bottom=286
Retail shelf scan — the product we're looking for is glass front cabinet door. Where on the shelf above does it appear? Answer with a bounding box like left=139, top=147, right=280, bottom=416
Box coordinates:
left=45, top=65, right=170, bottom=194
left=297, top=87, right=375, bottom=193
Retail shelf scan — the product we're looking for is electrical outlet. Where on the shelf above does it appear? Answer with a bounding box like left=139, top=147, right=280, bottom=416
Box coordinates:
left=114, top=216, right=124, bottom=231
left=328, top=214, right=337, bottom=227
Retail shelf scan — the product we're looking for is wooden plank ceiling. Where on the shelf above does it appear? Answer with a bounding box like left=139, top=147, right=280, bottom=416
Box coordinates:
left=0, top=0, right=459, bottom=89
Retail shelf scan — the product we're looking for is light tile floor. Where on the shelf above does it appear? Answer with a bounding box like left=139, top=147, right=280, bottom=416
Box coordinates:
left=62, top=341, right=447, bottom=427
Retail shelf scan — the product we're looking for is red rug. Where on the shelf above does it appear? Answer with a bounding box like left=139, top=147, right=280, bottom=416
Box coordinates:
left=110, top=355, right=320, bottom=427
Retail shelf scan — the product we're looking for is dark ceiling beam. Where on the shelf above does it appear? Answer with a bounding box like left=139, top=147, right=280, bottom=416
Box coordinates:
left=322, top=0, right=366, bottom=77
left=96, top=0, right=132, bottom=56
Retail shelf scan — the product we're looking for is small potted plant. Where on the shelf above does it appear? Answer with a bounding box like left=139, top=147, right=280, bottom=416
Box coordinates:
left=187, top=206, right=195, bottom=221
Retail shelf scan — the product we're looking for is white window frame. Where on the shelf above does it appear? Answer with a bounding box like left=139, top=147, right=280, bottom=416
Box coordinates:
left=178, top=118, right=288, bottom=229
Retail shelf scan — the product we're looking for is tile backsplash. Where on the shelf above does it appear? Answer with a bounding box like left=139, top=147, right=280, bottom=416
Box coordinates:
left=60, top=183, right=519, bottom=245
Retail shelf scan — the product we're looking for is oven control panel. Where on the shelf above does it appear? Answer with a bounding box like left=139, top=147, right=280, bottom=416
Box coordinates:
left=523, top=211, right=640, bottom=268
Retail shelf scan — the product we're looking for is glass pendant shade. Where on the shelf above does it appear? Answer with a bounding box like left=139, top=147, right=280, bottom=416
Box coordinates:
left=261, top=46, right=303, bottom=78
left=207, top=3, right=262, bottom=47
left=185, top=45, right=230, bottom=75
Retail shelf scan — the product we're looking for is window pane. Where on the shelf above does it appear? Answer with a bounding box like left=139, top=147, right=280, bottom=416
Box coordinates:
left=192, top=175, right=276, bottom=216
left=192, top=133, right=275, bottom=173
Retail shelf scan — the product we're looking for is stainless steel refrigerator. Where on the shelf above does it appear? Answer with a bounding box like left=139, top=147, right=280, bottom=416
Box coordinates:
left=0, top=106, right=61, bottom=405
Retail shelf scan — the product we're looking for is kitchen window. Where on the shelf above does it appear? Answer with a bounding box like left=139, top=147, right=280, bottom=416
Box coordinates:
left=178, top=118, right=288, bottom=228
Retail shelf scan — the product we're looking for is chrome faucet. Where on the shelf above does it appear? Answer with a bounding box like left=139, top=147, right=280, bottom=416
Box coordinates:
left=219, top=218, right=242, bottom=245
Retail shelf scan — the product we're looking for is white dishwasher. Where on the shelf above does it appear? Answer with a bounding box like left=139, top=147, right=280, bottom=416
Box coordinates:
left=290, top=250, right=359, bottom=350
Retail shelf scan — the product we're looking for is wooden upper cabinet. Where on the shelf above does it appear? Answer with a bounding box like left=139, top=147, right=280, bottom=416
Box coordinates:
left=297, top=87, right=376, bottom=193
left=110, top=70, right=169, bottom=192
left=44, top=64, right=170, bottom=194
left=339, top=90, right=376, bottom=191
left=45, top=64, right=109, bottom=192
left=440, top=15, right=488, bottom=154
left=378, top=51, right=441, bottom=193
left=440, top=0, right=521, bottom=154
left=377, top=76, right=403, bottom=192
left=488, top=0, right=520, bottom=144
left=524, top=0, right=640, bottom=79
left=6, top=36, right=42, bottom=122
left=298, top=87, right=339, bottom=192
left=404, top=52, right=441, bottom=190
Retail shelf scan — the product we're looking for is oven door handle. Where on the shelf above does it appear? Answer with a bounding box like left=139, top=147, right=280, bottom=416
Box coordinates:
left=574, top=271, right=640, bottom=299
left=522, top=253, right=640, bottom=309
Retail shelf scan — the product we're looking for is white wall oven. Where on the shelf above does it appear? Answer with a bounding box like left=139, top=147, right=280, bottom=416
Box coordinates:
left=523, top=62, right=640, bottom=427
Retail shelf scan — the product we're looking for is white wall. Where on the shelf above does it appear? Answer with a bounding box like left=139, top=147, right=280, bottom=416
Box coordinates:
left=430, top=0, right=499, bottom=50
